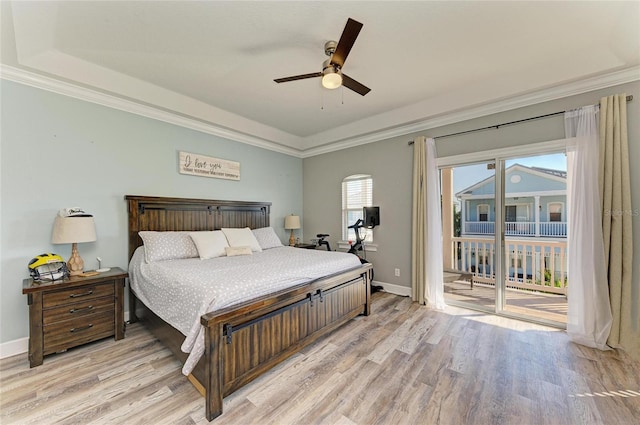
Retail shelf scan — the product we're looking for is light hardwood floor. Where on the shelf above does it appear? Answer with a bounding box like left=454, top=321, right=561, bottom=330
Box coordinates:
left=2, top=292, right=639, bottom=424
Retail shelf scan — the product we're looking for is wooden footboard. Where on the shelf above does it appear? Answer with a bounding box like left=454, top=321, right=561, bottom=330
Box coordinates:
left=200, top=264, right=371, bottom=420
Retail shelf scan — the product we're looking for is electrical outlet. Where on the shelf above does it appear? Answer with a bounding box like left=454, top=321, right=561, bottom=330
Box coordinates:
left=394, top=268, right=400, bottom=277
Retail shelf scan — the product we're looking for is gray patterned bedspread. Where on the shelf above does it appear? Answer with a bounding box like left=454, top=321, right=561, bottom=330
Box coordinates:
left=129, top=246, right=362, bottom=375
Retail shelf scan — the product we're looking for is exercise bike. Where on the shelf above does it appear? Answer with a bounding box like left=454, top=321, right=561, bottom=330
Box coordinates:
left=347, top=219, right=366, bottom=256
left=347, top=219, right=381, bottom=293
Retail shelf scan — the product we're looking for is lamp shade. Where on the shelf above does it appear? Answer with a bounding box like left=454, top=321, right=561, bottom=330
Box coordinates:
left=321, top=70, right=342, bottom=89
left=51, top=216, right=97, bottom=244
left=284, top=215, right=300, bottom=230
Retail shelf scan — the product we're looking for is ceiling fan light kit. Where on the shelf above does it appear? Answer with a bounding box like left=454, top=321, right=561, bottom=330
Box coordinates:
left=321, top=60, right=342, bottom=89
left=274, top=18, right=371, bottom=96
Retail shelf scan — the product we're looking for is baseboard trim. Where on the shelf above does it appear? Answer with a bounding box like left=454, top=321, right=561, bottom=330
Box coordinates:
left=0, top=337, right=29, bottom=359
left=373, top=281, right=411, bottom=297
left=0, top=311, right=132, bottom=359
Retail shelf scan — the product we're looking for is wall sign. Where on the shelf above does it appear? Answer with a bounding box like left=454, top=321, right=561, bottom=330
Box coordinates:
left=179, top=151, right=240, bottom=181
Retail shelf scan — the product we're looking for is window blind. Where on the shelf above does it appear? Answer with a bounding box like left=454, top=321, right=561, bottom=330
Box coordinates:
left=341, top=175, right=373, bottom=241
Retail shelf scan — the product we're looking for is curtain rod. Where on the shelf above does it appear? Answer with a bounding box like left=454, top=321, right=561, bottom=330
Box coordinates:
left=407, top=94, right=633, bottom=145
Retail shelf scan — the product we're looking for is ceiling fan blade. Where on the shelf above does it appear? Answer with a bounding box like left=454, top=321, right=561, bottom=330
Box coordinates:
left=274, top=72, right=322, bottom=83
left=342, top=74, right=371, bottom=96
left=330, top=18, right=363, bottom=69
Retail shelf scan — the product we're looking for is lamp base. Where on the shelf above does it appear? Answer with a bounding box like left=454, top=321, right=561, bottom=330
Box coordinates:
left=67, top=242, right=85, bottom=276
left=289, top=230, right=295, bottom=246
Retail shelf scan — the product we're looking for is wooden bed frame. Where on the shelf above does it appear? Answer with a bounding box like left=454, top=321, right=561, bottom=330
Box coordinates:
left=125, top=195, right=372, bottom=421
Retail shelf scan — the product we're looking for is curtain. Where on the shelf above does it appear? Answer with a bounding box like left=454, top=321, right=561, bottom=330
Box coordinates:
left=411, top=136, right=445, bottom=309
left=411, top=137, right=427, bottom=304
left=599, top=94, right=637, bottom=354
left=565, top=105, right=613, bottom=350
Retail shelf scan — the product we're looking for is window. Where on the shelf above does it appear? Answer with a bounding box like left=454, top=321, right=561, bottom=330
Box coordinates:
left=505, top=205, right=517, bottom=223
left=478, top=204, right=489, bottom=222
left=548, top=202, right=563, bottom=222
left=342, top=174, right=373, bottom=242
left=506, top=204, right=530, bottom=222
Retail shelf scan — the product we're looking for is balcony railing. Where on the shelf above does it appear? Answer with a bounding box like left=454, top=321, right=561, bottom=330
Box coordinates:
left=464, top=221, right=567, bottom=237
left=451, top=236, right=568, bottom=295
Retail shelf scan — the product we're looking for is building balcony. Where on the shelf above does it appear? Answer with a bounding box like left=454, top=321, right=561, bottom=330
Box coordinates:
left=463, top=221, right=567, bottom=237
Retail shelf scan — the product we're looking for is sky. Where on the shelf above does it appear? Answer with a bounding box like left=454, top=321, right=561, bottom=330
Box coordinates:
left=451, top=153, right=567, bottom=195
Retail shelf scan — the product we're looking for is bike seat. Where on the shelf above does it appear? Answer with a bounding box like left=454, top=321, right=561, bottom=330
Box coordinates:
left=317, top=234, right=329, bottom=238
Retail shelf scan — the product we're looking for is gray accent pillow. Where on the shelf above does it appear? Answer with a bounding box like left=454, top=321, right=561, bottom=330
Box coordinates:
left=139, top=231, right=199, bottom=262
left=252, top=227, right=284, bottom=250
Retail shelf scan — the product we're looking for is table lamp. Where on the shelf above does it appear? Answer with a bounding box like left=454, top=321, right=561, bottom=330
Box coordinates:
left=51, top=216, right=97, bottom=276
left=284, top=215, right=300, bottom=246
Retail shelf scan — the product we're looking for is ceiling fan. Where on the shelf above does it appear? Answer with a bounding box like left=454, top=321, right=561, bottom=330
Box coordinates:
left=274, top=18, right=371, bottom=96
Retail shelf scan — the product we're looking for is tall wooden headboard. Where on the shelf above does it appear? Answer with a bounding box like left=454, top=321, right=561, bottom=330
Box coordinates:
left=125, top=195, right=272, bottom=260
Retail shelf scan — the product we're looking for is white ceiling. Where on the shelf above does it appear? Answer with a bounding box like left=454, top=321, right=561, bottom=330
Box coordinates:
left=2, top=1, right=639, bottom=156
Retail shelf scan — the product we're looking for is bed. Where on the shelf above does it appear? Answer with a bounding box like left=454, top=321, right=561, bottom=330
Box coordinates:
left=125, top=195, right=372, bottom=421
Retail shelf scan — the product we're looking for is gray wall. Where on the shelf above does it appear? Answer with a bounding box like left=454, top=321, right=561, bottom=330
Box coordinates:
left=1, top=80, right=303, bottom=344
left=303, top=137, right=414, bottom=286
left=304, top=81, right=640, bottom=300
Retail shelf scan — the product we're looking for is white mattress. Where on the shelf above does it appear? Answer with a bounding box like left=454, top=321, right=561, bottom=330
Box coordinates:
left=129, top=246, right=362, bottom=375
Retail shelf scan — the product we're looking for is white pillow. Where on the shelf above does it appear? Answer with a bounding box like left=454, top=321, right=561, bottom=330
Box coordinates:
left=221, top=227, right=262, bottom=252
left=252, top=227, right=283, bottom=250
left=138, top=231, right=199, bottom=263
left=225, top=246, right=253, bottom=257
left=189, top=231, right=229, bottom=259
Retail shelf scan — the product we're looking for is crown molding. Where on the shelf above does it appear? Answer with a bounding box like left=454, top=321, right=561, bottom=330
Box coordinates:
left=0, top=64, right=303, bottom=158
left=299, top=66, right=640, bottom=158
left=3, top=64, right=638, bottom=160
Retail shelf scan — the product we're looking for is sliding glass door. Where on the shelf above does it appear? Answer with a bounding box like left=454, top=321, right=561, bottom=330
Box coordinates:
left=441, top=151, right=568, bottom=327
left=502, top=153, right=568, bottom=324
left=441, top=161, right=497, bottom=312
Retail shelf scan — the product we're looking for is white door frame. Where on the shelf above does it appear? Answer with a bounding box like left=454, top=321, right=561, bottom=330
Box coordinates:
left=438, top=138, right=568, bottom=323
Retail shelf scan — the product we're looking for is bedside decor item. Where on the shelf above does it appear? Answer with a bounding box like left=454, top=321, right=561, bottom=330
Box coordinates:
left=284, top=214, right=300, bottom=246
left=96, top=256, right=110, bottom=273
left=27, top=253, right=69, bottom=281
left=51, top=213, right=97, bottom=276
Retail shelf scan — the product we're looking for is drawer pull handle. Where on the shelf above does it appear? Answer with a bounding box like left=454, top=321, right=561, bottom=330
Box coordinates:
left=69, top=305, right=94, bottom=314
left=70, top=324, right=93, bottom=333
left=69, top=290, right=94, bottom=298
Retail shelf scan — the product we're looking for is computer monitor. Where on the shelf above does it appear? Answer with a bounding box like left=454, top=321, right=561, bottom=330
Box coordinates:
left=363, top=206, right=380, bottom=229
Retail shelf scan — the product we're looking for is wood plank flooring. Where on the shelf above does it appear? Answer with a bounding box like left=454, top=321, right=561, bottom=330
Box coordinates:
left=2, top=292, right=639, bottom=424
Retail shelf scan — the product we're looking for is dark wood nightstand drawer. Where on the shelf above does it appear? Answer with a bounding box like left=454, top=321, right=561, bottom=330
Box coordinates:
left=43, top=282, right=114, bottom=308
left=43, top=296, right=114, bottom=325
left=43, top=311, right=115, bottom=355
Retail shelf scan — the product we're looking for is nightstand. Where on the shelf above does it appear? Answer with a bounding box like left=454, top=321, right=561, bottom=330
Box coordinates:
left=294, top=243, right=317, bottom=249
left=22, top=267, right=127, bottom=367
